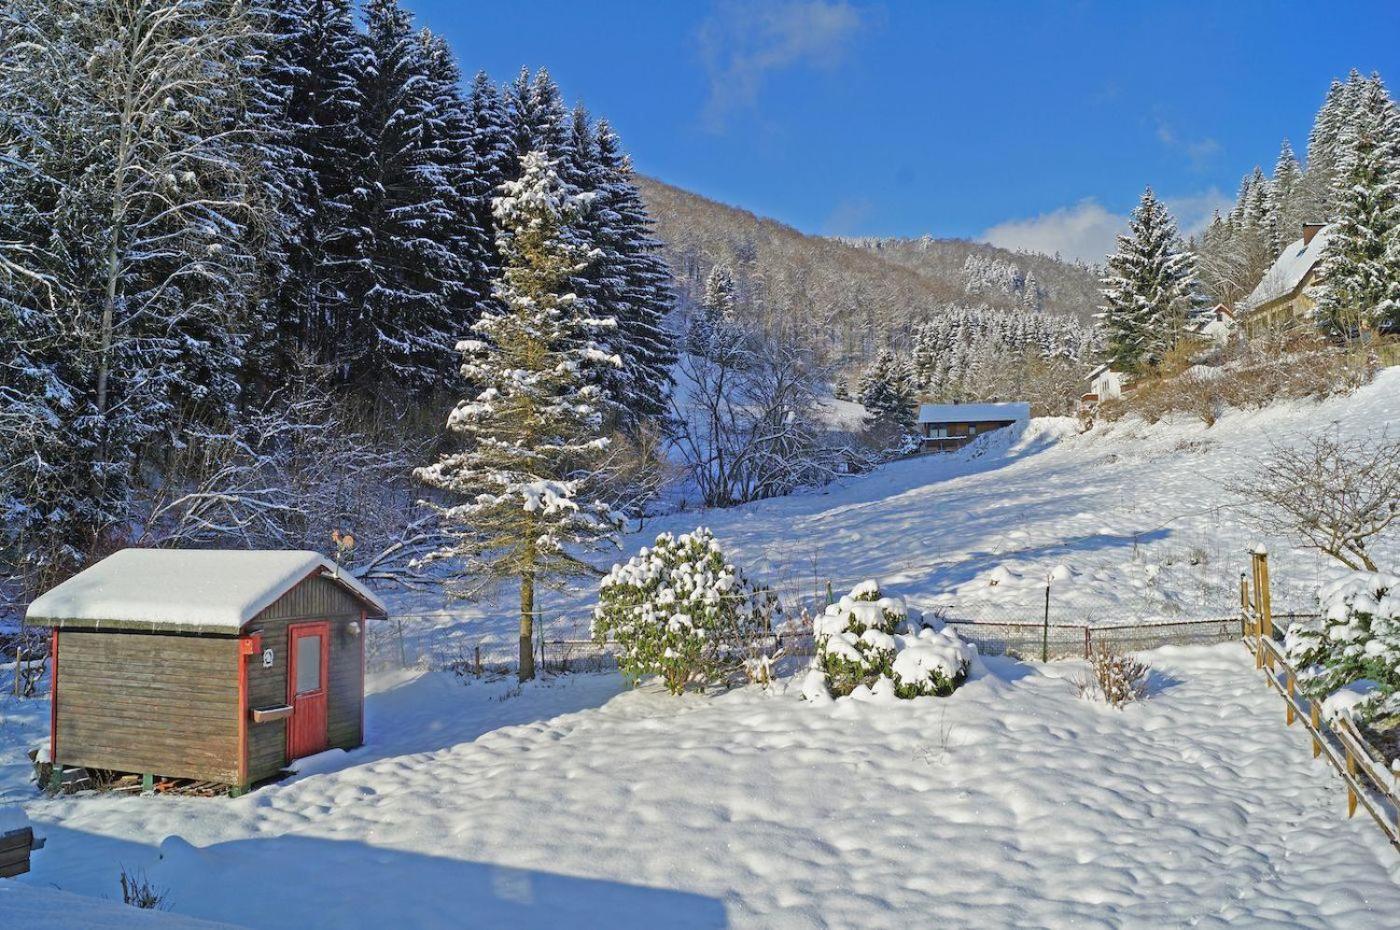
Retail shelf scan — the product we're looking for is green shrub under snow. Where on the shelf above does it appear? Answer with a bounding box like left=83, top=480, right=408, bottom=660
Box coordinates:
left=1285, top=571, right=1400, bottom=720
left=809, top=581, right=973, bottom=701
left=592, top=527, right=772, bottom=694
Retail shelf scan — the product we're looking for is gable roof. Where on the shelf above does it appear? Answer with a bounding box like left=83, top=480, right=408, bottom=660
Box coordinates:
left=1242, top=225, right=1333, bottom=312
left=917, top=402, right=1030, bottom=423
left=25, top=549, right=387, bottom=633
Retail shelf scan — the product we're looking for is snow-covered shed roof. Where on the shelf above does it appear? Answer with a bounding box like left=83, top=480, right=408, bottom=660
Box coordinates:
left=917, top=402, right=1030, bottom=424
left=25, top=549, right=387, bottom=634
left=1242, top=225, right=1333, bottom=311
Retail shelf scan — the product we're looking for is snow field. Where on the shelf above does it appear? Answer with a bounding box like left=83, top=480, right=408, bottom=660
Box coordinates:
left=5, top=643, right=1400, bottom=928
left=386, top=368, right=1400, bottom=663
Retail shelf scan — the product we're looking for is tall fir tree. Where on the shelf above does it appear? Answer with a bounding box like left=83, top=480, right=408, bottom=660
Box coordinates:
left=352, top=0, right=464, bottom=388
left=416, top=151, right=620, bottom=682
left=591, top=119, right=677, bottom=424
left=463, top=70, right=514, bottom=304
left=1097, top=188, right=1201, bottom=372
left=1315, top=76, right=1400, bottom=335
left=1269, top=138, right=1305, bottom=247
left=264, top=0, right=372, bottom=378
left=858, top=350, right=917, bottom=434
left=505, top=67, right=570, bottom=168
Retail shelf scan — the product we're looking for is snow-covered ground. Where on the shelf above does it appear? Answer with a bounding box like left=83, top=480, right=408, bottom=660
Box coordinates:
left=385, top=368, right=1400, bottom=662
left=3, top=645, right=1400, bottom=928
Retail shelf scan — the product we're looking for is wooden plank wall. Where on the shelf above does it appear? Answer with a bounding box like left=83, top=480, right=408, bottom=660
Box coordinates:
left=244, top=576, right=365, bottom=783
left=54, top=631, right=240, bottom=783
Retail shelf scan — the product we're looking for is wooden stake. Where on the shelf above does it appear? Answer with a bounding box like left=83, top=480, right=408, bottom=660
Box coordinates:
left=1285, top=672, right=1295, bottom=725
left=1310, top=703, right=1322, bottom=758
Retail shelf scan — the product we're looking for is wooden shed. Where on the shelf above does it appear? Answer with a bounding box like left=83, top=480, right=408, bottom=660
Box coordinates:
left=24, top=549, right=387, bottom=794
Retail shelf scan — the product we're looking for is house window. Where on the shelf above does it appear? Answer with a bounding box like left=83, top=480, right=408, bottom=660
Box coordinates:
left=967, top=425, right=978, bottom=437
left=927, top=425, right=949, bottom=439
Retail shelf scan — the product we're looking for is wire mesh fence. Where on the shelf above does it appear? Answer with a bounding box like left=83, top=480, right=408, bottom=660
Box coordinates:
left=370, top=601, right=1294, bottom=675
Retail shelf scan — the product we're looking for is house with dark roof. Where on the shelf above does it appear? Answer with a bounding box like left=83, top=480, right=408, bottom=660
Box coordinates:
left=916, top=402, right=1029, bottom=453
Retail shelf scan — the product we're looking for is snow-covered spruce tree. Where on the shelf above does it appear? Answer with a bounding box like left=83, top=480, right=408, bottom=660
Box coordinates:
left=1097, top=188, right=1201, bottom=373
left=1268, top=139, right=1305, bottom=251
left=810, top=581, right=973, bottom=700
left=350, top=0, right=465, bottom=388
left=505, top=67, right=570, bottom=169
left=0, top=0, right=268, bottom=576
left=1314, top=76, right=1400, bottom=336
left=592, top=528, right=772, bottom=694
left=1285, top=572, right=1400, bottom=718
left=688, top=263, right=740, bottom=356
left=463, top=71, right=515, bottom=305
left=416, top=151, right=621, bottom=682
left=260, top=0, right=373, bottom=378
left=590, top=119, right=677, bottom=425
left=858, top=350, right=917, bottom=435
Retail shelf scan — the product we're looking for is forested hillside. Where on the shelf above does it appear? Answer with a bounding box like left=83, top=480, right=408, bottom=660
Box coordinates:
left=637, top=176, right=1100, bottom=358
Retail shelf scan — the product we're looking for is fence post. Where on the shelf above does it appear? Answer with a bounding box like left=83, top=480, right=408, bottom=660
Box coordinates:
left=1083, top=626, right=1091, bottom=660
left=1041, top=582, right=1051, bottom=663
left=1257, top=549, right=1272, bottom=645
left=1238, top=573, right=1249, bottom=638
left=474, top=645, right=482, bottom=677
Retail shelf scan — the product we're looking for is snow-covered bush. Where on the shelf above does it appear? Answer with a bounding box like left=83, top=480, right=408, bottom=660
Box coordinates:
left=592, top=528, right=773, bottom=694
left=1285, top=571, right=1400, bottom=718
left=812, top=581, right=973, bottom=699
left=1076, top=645, right=1150, bottom=708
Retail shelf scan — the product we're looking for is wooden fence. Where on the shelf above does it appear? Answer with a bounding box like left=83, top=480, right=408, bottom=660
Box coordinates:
left=1242, top=548, right=1400, bottom=850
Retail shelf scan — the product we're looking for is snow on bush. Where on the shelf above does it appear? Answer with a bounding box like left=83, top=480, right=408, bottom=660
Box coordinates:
left=811, top=581, right=973, bottom=700
left=592, top=527, right=773, bottom=694
left=1285, top=571, right=1400, bottom=719
left=1075, top=645, right=1150, bottom=708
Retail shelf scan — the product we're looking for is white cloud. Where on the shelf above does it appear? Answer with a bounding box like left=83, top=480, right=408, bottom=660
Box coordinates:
left=979, top=188, right=1234, bottom=265
left=980, top=200, right=1125, bottom=265
left=1155, top=118, right=1221, bottom=169
left=1164, top=188, right=1233, bottom=237
left=697, top=1, right=867, bottom=132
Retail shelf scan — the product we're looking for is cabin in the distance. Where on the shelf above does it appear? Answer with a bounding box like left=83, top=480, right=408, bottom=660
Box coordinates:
left=916, top=401, right=1029, bottom=453
left=24, top=549, right=387, bottom=795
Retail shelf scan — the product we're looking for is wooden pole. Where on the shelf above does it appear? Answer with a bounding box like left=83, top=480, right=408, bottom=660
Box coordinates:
left=1041, top=582, right=1051, bottom=663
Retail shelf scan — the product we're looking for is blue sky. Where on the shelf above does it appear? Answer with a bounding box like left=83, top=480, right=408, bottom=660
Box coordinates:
left=412, top=0, right=1398, bottom=262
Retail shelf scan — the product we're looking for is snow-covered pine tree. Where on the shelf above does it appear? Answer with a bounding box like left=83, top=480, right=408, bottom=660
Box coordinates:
left=351, top=0, right=464, bottom=388
left=464, top=70, right=515, bottom=304
left=0, top=0, right=268, bottom=576
left=1299, top=70, right=1370, bottom=223
left=591, top=119, right=677, bottom=425
left=505, top=67, right=570, bottom=168
left=689, top=263, right=739, bottom=356
left=1315, top=76, right=1400, bottom=335
left=419, top=30, right=493, bottom=333
left=263, top=0, right=372, bottom=376
left=1097, top=188, right=1201, bottom=372
left=1269, top=139, right=1305, bottom=249
left=858, top=350, right=917, bottom=434
left=415, top=151, right=621, bottom=682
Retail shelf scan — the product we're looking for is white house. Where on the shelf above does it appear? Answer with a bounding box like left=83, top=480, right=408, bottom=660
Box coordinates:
left=1084, top=364, right=1126, bottom=403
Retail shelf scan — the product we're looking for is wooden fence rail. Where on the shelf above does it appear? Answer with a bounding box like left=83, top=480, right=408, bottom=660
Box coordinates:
left=1242, top=547, right=1400, bottom=851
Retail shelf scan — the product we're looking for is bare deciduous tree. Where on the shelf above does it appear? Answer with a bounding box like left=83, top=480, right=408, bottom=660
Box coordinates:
left=1234, top=431, right=1400, bottom=572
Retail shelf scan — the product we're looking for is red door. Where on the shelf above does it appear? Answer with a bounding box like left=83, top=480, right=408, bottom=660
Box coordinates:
left=287, top=622, right=330, bottom=760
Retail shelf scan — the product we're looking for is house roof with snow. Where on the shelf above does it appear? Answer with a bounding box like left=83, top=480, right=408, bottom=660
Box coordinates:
left=25, top=549, right=387, bottom=633
left=917, top=402, right=1030, bottom=424
left=1241, top=225, right=1333, bottom=312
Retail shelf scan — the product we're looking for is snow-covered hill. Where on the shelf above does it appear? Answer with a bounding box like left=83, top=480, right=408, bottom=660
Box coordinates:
left=391, top=367, right=1400, bottom=652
